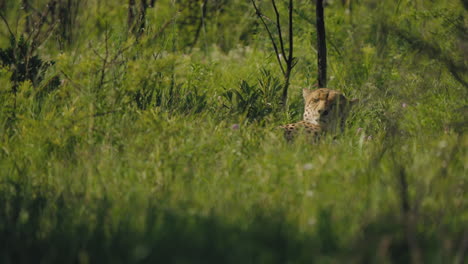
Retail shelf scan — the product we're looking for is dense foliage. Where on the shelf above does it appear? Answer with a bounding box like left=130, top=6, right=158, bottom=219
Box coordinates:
left=0, top=0, right=466, bottom=263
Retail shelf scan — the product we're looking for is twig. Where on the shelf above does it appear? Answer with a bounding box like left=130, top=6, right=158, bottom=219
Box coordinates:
left=251, top=0, right=285, bottom=75
left=281, top=0, right=294, bottom=108
left=271, top=0, right=286, bottom=58
left=251, top=0, right=295, bottom=109
left=316, top=0, right=327, bottom=88
left=98, top=27, right=110, bottom=90
left=288, top=0, right=293, bottom=64
left=26, top=1, right=52, bottom=47
left=0, top=12, right=15, bottom=37
left=149, top=12, right=178, bottom=43
left=21, top=1, right=43, bottom=19
left=189, top=0, right=208, bottom=52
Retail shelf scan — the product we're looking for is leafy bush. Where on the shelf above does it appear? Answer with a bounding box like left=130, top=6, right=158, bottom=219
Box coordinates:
left=222, top=69, right=282, bottom=121
left=0, top=35, right=59, bottom=90
left=0, top=0, right=466, bottom=263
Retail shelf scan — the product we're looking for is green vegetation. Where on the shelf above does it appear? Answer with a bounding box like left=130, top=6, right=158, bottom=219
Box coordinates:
left=0, top=0, right=466, bottom=263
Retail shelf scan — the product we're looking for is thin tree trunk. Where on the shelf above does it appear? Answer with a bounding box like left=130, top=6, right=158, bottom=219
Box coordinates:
left=282, top=72, right=291, bottom=108
left=251, top=0, right=295, bottom=111
left=316, top=0, right=327, bottom=88
left=128, top=0, right=136, bottom=32
left=22, top=0, right=32, bottom=34
left=58, top=0, right=73, bottom=47
left=138, top=0, right=148, bottom=34
left=281, top=0, right=294, bottom=109
left=129, top=0, right=153, bottom=36
left=189, top=0, right=208, bottom=52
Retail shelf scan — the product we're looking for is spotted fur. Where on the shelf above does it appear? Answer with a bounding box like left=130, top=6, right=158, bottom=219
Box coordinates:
left=280, top=88, right=358, bottom=140
left=279, top=121, right=322, bottom=141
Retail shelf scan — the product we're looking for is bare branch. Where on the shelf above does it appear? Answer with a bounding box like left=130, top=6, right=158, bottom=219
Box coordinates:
left=149, top=14, right=176, bottom=42
left=258, top=13, right=275, bottom=25
left=21, top=1, right=42, bottom=18
left=0, top=12, right=15, bottom=37
left=251, top=0, right=285, bottom=75
left=279, top=0, right=294, bottom=108
left=271, top=0, right=286, bottom=59
left=251, top=0, right=296, bottom=109
left=91, top=46, right=105, bottom=61
left=316, top=0, right=327, bottom=88
left=26, top=1, right=55, bottom=48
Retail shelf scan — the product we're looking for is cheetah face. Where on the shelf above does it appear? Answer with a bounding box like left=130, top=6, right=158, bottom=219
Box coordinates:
left=302, top=88, right=358, bottom=130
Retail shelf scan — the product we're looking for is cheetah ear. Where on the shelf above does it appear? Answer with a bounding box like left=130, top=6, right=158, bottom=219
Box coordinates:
left=303, top=88, right=312, bottom=98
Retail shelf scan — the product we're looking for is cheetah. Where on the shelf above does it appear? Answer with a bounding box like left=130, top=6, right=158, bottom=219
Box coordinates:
left=280, top=88, right=358, bottom=140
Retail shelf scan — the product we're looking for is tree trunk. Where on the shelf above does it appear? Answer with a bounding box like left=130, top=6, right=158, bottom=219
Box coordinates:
left=58, top=0, right=73, bottom=47
left=316, top=0, right=327, bottom=88
left=138, top=0, right=148, bottom=34
left=128, top=0, right=136, bottom=32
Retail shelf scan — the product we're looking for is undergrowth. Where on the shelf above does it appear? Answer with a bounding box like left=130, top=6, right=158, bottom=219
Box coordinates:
left=0, top=0, right=466, bottom=263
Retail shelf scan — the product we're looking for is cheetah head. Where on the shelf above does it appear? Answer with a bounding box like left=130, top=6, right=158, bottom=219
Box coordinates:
left=302, top=88, right=358, bottom=131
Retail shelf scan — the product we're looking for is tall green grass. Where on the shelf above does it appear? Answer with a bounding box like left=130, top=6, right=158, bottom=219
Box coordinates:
left=0, top=0, right=466, bottom=263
